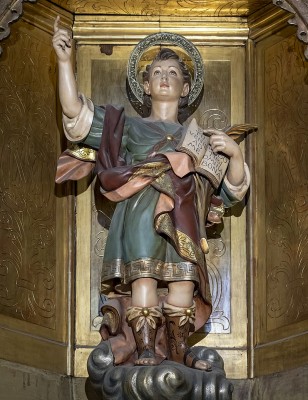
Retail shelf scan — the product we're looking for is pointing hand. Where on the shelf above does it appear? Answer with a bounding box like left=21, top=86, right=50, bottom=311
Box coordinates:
left=52, top=16, right=72, bottom=62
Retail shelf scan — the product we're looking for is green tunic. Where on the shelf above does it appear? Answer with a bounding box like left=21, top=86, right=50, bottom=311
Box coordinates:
left=81, top=105, right=239, bottom=294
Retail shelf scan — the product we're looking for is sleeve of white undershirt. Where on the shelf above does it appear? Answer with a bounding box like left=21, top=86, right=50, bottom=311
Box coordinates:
left=62, top=93, right=94, bottom=143
left=219, top=163, right=251, bottom=207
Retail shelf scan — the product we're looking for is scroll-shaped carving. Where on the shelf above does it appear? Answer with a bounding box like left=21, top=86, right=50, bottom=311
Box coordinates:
left=264, top=34, right=308, bottom=329
left=0, top=0, right=36, bottom=56
left=273, top=0, right=308, bottom=59
left=0, top=28, right=58, bottom=328
left=54, top=0, right=270, bottom=17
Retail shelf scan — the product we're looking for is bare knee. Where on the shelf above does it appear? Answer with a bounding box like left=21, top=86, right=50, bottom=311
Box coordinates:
left=167, top=281, right=195, bottom=307
left=131, top=277, right=158, bottom=307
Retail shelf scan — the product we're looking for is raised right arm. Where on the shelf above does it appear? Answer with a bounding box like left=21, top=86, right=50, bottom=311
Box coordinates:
left=52, top=16, right=82, bottom=118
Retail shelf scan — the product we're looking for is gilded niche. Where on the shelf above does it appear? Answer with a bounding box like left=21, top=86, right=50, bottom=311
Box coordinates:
left=265, top=34, right=308, bottom=330
left=0, top=25, right=58, bottom=328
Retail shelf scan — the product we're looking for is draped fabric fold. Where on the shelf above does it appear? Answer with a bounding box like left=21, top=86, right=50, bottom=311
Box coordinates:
left=95, top=105, right=213, bottom=307
left=55, top=105, right=218, bottom=365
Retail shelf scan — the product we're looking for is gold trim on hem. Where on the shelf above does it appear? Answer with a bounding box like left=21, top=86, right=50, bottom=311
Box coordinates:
left=101, top=257, right=199, bottom=285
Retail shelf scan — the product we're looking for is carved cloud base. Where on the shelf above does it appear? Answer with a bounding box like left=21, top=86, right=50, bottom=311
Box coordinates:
left=87, top=341, right=233, bottom=400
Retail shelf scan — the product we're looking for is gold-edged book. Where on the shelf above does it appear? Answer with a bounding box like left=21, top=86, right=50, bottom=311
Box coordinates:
left=176, top=118, right=257, bottom=188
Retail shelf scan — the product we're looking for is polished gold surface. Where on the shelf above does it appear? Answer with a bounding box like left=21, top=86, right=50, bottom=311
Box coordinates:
left=73, top=15, right=249, bottom=46
left=1, top=20, right=55, bottom=330
left=248, top=3, right=292, bottom=42
left=49, top=0, right=272, bottom=17
left=0, top=328, right=69, bottom=374
left=252, top=27, right=308, bottom=376
left=0, top=2, right=74, bottom=373
left=67, top=144, right=97, bottom=161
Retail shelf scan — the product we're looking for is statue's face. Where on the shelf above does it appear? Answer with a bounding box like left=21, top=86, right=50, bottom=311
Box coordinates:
left=143, top=59, right=189, bottom=102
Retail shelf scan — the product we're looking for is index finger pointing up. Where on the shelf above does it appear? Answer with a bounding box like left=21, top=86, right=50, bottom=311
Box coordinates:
left=54, top=16, right=60, bottom=33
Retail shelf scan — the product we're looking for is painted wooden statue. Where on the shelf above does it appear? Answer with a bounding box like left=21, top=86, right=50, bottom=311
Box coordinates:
left=52, top=16, right=250, bottom=372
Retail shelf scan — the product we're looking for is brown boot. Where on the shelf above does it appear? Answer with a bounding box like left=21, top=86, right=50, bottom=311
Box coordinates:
left=126, top=305, right=162, bottom=366
left=163, top=302, right=212, bottom=371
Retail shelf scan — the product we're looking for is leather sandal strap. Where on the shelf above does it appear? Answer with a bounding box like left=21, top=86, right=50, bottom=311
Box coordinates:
left=184, top=348, right=199, bottom=368
left=139, top=349, right=156, bottom=359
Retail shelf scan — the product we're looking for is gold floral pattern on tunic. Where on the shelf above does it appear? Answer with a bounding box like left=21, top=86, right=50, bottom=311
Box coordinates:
left=67, top=143, right=97, bottom=161
left=155, top=213, right=205, bottom=269
left=129, top=162, right=170, bottom=180
left=151, top=172, right=175, bottom=198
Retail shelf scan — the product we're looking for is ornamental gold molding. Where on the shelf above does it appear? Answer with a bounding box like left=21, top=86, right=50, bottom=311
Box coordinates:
left=0, top=0, right=36, bottom=55
left=273, top=0, right=308, bottom=58
left=2, top=1, right=308, bottom=56
left=22, top=0, right=73, bottom=34
left=248, top=3, right=292, bottom=41
left=73, top=15, right=249, bottom=45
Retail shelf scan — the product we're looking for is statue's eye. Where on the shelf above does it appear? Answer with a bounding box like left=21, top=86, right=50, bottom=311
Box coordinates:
left=153, top=70, right=161, bottom=75
left=169, top=70, right=177, bottom=76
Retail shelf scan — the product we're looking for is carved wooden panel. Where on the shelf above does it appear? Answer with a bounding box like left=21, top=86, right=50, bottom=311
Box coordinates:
left=53, top=0, right=272, bottom=16
left=0, top=23, right=60, bottom=329
left=264, top=34, right=308, bottom=331
left=253, top=28, right=308, bottom=376
left=88, top=54, right=232, bottom=334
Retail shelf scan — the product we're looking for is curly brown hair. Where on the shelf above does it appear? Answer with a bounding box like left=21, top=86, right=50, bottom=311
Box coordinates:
left=142, top=48, right=192, bottom=122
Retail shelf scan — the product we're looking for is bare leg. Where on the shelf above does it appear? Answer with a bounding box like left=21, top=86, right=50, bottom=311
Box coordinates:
left=132, top=277, right=158, bottom=307
left=165, top=281, right=212, bottom=371
left=167, top=280, right=194, bottom=307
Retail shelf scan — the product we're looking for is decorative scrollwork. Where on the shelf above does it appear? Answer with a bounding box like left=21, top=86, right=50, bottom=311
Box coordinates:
left=0, top=0, right=36, bottom=56
left=205, top=259, right=230, bottom=333
left=273, top=0, right=308, bottom=59
left=0, top=26, right=58, bottom=327
left=264, top=35, right=308, bottom=328
left=199, top=108, right=229, bottom=131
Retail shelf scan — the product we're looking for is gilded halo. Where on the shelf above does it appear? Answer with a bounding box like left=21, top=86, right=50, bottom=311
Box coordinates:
left=126, top=32, right=204, bottom=118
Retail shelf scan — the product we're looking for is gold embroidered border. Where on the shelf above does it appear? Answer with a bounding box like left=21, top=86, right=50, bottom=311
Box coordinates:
left=151, top=172, right=175, bottom=198
left=125, top=258, right=199, bottom=283
left=101, top=258, right=123, bottom=281
left=101, top=257, right=199, bottom=285
left=129, top=162, right=170, bottom=181
left=67, top=144, right=96, bottom=161
left=155, top=213, right=205, bottom=268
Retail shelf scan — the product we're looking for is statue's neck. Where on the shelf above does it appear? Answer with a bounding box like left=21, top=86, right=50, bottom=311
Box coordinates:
left=147, top=100, right=179, bottom=124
